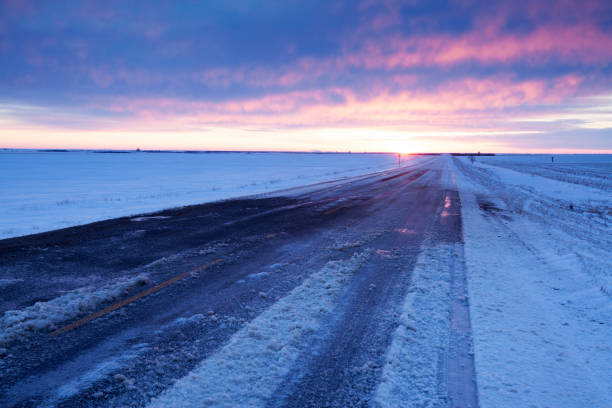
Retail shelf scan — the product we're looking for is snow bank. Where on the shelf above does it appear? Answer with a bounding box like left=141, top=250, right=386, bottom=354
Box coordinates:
left=0, top=274, right=150, bottom=344
left=148, top=250, right=372, bottom=408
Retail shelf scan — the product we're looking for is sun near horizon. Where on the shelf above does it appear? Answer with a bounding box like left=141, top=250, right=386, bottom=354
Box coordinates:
left=1, top=1, right=611, bottom=153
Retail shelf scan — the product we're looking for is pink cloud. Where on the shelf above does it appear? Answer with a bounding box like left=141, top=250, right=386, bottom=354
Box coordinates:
left=92, top=74, right=583, bottom=133
left=348, top=24, right=612, bottom=70
left=185, top=22, right=611, bottom=92
left=4, top=73, right=606, bottom=153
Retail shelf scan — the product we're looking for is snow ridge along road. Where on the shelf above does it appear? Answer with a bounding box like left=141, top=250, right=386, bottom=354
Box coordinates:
left=2, top=154, right=608, bottom=407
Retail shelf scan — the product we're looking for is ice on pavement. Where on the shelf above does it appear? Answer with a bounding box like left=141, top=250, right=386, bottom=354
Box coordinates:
left=3, top=330, right=148, bottom=406
left=0, top=278, right=24, bottom=288
left=0, top=150, right=397, bottom=239
left=0, top=274, right=150, bottom=344
left=55, top=342, right=149, bottom=400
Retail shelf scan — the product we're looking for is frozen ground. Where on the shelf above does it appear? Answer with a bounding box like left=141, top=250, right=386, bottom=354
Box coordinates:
left=454, top=155, right=612, bottom=407
left=0, top=150, right=398, bottom=239
left=471, top=154, right=612, bottom=191
left=0, top=154, right=610, bottom=407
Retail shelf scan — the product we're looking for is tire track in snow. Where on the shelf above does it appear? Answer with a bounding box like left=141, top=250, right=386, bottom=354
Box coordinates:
left=372, top=243, right=454, bottom=408
left=147, top=250, right=373, bottom=408
left=269, top=169, right=444, bottom=408
left=374, top=163, right=478, bottom=408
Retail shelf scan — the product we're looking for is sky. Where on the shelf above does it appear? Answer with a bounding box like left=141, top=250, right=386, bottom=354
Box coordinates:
left=1, top=0, right=611, bottom=153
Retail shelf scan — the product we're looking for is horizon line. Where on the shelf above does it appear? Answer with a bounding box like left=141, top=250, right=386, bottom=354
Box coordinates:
left=2, top=147, right=611, bottom=155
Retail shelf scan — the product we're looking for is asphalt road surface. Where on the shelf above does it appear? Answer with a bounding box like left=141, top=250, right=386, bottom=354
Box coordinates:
left=0, top=156, right=478, bottom=407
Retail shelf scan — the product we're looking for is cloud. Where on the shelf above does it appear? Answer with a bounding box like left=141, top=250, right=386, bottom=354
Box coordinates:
left=1, top=75, right=587, bottom=132
left=0, top=0, right=611, bottom=151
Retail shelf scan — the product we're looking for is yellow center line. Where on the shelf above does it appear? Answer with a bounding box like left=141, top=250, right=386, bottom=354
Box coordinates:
left=49, top=258, right=223, bottom=336
left=324, top=205, right=345, bottom=215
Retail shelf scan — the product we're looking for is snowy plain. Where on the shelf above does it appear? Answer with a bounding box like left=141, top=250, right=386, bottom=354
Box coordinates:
left=453, top=154, right=612, bottom=407
left=0, top=150, right=398, bottom=239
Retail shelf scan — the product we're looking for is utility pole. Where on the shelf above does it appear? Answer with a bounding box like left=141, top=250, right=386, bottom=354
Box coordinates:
left=397, top=153, right=401, bottom=168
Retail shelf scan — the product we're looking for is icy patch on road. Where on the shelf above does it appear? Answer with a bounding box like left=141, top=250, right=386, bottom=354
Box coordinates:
left=0, top=274, right=150, bottom=344
left=148, top=250, right=372, bottom=408
left=247, top=272, right=270, bottom=279
left=373, top=244, right=453, bottom=407
left=0, top=278, right=24, bottom=288
left=131, top=216, right=171, bottom=221
left=2, top=329, right=146, bottom=407
left=245, top=263, right=287, bottom=280
left=171, top=314, right=206, bottom=326
left=56, top=342, right=149, bottom=400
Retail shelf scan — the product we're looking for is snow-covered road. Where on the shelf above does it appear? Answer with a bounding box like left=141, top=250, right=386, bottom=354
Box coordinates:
left=1, top=155, right=610, bottom=407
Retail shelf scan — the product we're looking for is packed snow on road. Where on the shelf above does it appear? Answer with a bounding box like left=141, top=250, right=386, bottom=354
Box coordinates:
left=0, top=154, right=610, bottom=407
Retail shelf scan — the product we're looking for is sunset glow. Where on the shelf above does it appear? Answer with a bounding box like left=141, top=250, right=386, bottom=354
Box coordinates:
left=1, top=1, right=611, bottom=152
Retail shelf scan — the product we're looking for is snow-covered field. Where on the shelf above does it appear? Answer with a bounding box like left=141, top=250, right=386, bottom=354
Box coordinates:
left=471, top=154, right=612, bottom=190
left=453, top=155, right=612, bottom=407
left=0, top=150, right=397, bottom=239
